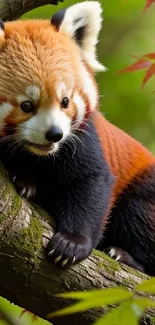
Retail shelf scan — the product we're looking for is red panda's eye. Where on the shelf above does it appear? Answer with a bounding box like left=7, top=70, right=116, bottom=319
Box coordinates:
left=20, top=100, right=34, bottom=113
left=61, top=97, right=69, bottom=109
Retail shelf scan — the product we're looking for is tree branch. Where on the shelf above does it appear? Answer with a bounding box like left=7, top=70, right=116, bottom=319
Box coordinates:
left=0, top=0, right=63, bottom=21
left=0, top=163, right=154, bottom=325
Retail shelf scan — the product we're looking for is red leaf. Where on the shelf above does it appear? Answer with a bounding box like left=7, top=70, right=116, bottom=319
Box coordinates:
left=142, top=62, right=155, bottom=87
left=144, top=53, right=155, bottom=60
left=144, top=0, right=155, bottom=10
left=117, top=58, right=151, bottom=74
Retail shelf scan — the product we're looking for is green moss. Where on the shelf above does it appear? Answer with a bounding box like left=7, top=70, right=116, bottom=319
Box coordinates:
left=0, top=213, right=6, bottom=223
left=150, top=317, right=155, bottom=325
left=11, top=194, right=22, bottom=216
left=9, top=217, right=43, bottom=266
left=98, top=260, right=121, bottom=275
left=93, top=249, right=105, bottom=258
left=1, top=180, right=13, bottom=199
left=93, top=249, right=121, bottom=274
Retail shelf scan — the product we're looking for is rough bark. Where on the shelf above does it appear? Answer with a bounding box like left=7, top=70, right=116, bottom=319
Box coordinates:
left=0, top=163, right=154, bottom=325
left=0, top=0, right=63, bottom=21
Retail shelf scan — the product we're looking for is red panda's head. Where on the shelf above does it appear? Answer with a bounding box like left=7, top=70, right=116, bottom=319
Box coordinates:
left=0, top=1, right=105, bottom=156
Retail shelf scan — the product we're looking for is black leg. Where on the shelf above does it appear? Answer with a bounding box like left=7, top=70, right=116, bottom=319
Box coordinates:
left=99, top=165, right=155, bottom=276
left=46, top=174, right=112, bottom=267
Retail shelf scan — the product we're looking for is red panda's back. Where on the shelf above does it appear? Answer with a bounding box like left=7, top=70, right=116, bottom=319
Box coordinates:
left=94, top=111, right=155, bottom=202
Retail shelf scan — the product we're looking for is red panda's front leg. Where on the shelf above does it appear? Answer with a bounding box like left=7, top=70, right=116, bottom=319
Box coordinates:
left=46, top=174, right=113, bottom=267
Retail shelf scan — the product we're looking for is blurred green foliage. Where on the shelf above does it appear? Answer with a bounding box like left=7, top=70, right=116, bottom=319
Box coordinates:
left=1, top=1, right=155, bottom=324
left=0, top=297, right=50, bottom=325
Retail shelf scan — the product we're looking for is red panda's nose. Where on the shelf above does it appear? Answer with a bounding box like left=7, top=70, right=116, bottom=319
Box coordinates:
left=45, top=126, right=63, bottom=143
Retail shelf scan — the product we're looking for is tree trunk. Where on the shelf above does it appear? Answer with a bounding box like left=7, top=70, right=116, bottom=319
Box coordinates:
left=0, top=1, right=155, bottom=325
left=0, top=163, right=154, bottom=325
left=0, top=0, right=62, bottom=21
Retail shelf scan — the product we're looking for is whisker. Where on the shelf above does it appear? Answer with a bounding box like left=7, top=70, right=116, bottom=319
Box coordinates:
left=2, top=125, right=43, bottom=135
left=75, top=128, right=94, bottom=142
left=66, top=136, right=77, bottom=159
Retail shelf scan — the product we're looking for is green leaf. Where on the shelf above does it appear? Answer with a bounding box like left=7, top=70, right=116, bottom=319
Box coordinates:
left=133, top=298, right=155, bottom=309
left=48, top=288, right=133, bottom=318
left=136, top=278, right=155, bottom=293
left=94, top=298, right=151, bottom=325
left=56, top=288, right=132, bottom=300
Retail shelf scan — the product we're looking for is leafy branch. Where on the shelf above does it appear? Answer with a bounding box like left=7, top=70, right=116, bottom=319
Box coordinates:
left=48, top=278, right=155, bottom=325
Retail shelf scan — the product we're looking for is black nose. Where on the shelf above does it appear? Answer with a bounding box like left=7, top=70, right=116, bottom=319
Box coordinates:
left=45, top=126, right=63, bottom=143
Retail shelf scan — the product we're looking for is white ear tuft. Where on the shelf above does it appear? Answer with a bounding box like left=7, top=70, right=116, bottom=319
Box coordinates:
left=51, top=2, right=105, bottom=72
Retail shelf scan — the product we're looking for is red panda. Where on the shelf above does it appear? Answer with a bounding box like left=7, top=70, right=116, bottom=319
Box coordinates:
left=0, top=2, right=154, bottom=275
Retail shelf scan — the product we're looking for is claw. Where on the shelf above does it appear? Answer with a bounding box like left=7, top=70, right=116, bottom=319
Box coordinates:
left=72, top=256, right=76, bottom=264
left=20, top=187, right=26, bottom=196
left=12, top=176, right=16, bottom=183
left=109, top=248, right=116, bottom=258
left=27, top=188, right=32, bottom=198
left=115, top=255, right=121, bottom=261
left=54, top=255, right=62, bottom=264
left=48, top=249, right=55, bottom=257
left=61, top=258, right=69, bottom=267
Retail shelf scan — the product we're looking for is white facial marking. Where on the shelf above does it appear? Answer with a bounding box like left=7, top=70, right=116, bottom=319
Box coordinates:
left=0, top=29, right=5, bottom=40
left=73, top=92, right=85, bottom=128
left=0, top=102, right=13, bottom=131
left=56, top=82, right=73, bottom=102
left=17, top=106, right=71, bottom=155
left=81, top=64, right=97, bottom=111
left=26, top=85, right=40, bottom=102
left=16, top=95, right=29, bottom=104
left=57, top=82, right=67, bottom=101
left=51, top=108, right=71, bottom=140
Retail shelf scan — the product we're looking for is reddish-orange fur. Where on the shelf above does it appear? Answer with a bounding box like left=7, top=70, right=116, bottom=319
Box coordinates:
left=0, top=20, right=98, bottom=129
left=94, top=111, right=155, bottom=203
left=0, top=8, right=155, bottom=273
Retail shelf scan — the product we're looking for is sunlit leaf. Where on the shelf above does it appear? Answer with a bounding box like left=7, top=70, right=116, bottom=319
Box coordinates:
left=144, top=0, right=155, bottom=10
left=47, top=288, right=133, bottom=318
left=94, top=302, right=137, bottom=325
left=94, top=298, right=153, bottom=325
left=56, top=288, right=132, bottom=301
left=136, top=278, right=155, bottom=293
left=133, top=298, right=155, bottom=308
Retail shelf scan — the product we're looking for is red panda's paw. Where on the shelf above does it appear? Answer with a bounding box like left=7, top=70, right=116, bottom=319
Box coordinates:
left=9, top=173, right=36, bottom=199
left=104, top=247, right=145, bottom=273
left=46, top=231, right=93, bottom=267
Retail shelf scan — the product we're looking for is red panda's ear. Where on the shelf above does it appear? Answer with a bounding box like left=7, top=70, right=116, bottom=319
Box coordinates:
left=0, top=19, right=5, bottom=47
left=51, top=1, right=105, bottom=72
